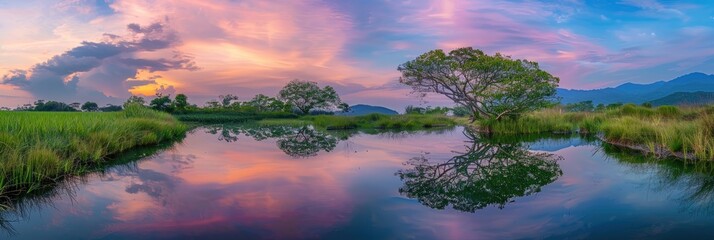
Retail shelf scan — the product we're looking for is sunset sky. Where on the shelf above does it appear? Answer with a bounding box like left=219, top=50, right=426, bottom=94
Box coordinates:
left=1, top=0, right=713, bottom=109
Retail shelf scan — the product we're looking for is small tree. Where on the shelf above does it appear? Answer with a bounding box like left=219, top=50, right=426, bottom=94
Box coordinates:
left=124, top=95, right=146, bottom=108
left=174, top=93, right=189, bottom=111
left=405, top=105, right=425, bottom=114
left=218, top=94, right=239, bottom=108
left=278, top=80, right=341, bottom=114
left=81, top=101, right=99, bottom=112
left=99, top=104, right=123, bottom=112
left=150, top=94, right=173, bottom=112
left=398, top=47, right=559, bottom=121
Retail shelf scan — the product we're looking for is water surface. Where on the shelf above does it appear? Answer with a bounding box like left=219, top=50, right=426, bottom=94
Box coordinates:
left=4, top=125, right=714, bottom=239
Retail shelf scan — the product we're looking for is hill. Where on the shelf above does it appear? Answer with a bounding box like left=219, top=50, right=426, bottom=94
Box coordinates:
left=558, top=72, right=714, bottom=104
left=648, top=92, right=714, bottom=106
left=337, top=104, right=398, bottom=116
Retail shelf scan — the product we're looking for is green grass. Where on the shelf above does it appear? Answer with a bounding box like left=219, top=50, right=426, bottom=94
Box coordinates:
left=477, top=104, right=714, bottom=161
left=255, top=119, right=311, bottom=127
left=173, top=111, right=297, bottom=123
left=306, top=114, right=456, bottom=130
left=0, top=105, right=186, bottom=196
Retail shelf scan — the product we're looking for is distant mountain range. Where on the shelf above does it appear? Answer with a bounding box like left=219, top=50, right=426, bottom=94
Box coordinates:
left=338, top=104, right=398, bottom=116
left=649, top=92, right=714, bottom=106
left=558, top=72, right=714, bottom=105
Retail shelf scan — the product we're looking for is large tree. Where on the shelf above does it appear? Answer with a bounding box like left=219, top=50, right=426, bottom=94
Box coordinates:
left=278, top=79, right=341, bottom=114
left=398, top=47, right=559, bottom=121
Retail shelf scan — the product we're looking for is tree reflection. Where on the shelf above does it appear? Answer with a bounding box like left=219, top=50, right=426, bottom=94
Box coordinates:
left=276, top=127, right=338, bottom=157
left=396, top=129, right=563, bottom=212
left=204, top=125, right=338, bottom=158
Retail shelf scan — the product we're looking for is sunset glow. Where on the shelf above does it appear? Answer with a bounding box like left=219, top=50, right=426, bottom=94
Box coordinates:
left=1, top=0, right=713, bottom=109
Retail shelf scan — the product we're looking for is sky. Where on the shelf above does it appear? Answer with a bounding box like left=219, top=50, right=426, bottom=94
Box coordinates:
left=1, top=0, right=713, bottom=110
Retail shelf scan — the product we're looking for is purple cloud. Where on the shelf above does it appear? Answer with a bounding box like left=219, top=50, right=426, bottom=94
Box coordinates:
left=1, top=21, right=196, bottom=103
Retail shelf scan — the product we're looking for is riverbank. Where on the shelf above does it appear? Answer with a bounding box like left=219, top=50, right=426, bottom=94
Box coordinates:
left=0, top=106, right=187, bottom=196
left=474, top=104, right=714, bottom=161
left=176, top=112, right=457, bottom=130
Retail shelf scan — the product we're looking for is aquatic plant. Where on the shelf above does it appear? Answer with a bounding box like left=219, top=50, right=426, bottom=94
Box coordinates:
left=0, top=105, right=186, bottom=196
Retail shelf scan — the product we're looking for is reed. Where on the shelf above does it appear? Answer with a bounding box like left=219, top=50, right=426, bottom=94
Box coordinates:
left=0, top=105, right=187, bottom=196
left=478, top=105, right=714, bottom=160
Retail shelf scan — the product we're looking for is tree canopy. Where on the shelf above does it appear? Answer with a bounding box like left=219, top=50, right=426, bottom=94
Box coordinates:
left=174, top=94, right=189, bottom=111
left=149, top=94, right=173, bottom=112
left=398, top=47, right=559, bottom=121
left=278, top=79, right=341, bottom=114
left=124, top=95, right=146, bottom=108
left=81, top=101, right=99, bottom=112
left=31, top=100, right=76, bottom=112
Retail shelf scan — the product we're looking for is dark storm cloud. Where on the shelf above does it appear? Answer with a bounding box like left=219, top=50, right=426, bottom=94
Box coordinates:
left=1, top=21, right=196, bottom=103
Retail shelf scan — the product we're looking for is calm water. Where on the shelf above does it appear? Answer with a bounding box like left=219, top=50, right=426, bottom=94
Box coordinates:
left=4, top=125, right=714, bottom=239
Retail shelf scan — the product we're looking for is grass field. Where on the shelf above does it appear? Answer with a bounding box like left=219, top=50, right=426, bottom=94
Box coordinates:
left=477, top=104, right=714, bottom=160
left=0, top=105, right=187, bottom=196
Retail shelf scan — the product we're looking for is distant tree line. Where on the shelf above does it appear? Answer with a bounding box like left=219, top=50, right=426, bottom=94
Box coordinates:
left=11, top=100, right=123, bottom=112
left=6, top=80, right=349, bottom=115
left=123, top=79, right=348, bottom=115
left=561, top=101, right=651, bottom=112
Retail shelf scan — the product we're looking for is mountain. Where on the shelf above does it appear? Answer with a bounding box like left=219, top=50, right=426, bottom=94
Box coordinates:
left=649, top=92, right=714, bottom=106
left=558, top=72, right=714, bottom=104
left=337, top=104, right=398, bottom=116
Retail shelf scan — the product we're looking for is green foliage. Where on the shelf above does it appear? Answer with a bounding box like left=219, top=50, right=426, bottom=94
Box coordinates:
left=452, top=105, right=470, bottom=117
left=149, top=94, right=174, bottom=112
left=405, top=105, right=426, bottom=114
left=278, top=79, right=342, bottom=114
left=0, top=106, right=186, bottom=195
left=309, top=114, right=455, bottom=130
left=398, top=47, right=559, bottom=121
left=480, top=105, right=714, bottom=160
left=174, top=112, right=298, bottom=123
left=656, top=105, right=680, bottom=117
left=218, top=94, right=239, bottom=107
left=81, top=101, right=98, bottom=112
left=244, top=94, right=291, bottom=112
left=479, top=109, right=577, bottom=134
left=173, top=94, right=189, bottom=111
left=564, top=101, right=594, bottom=112
left=606, top=103, right=623, bottom=109
left=405, top=105, right=450, bottom=115
left=30, top=100, right=77, bottom=112
left=124, top=95, right=146, bottom=108
left=99, top=104, right=123, bottom=112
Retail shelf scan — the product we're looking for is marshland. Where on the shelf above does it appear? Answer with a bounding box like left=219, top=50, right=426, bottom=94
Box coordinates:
left=2, top=1, right=714, bottom=237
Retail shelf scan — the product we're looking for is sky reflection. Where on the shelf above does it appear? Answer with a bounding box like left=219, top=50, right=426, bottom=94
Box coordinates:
left=4, top=126, right=714, bottom=239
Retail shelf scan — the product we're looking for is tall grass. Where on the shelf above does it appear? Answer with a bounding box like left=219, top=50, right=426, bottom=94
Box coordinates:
left=478, top=104, right=714, bottom=161
left=0, top=105, right=186, bottom=196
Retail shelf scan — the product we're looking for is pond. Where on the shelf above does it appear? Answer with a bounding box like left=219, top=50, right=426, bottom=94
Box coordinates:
left=3, top=125, right=714, bottom=239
